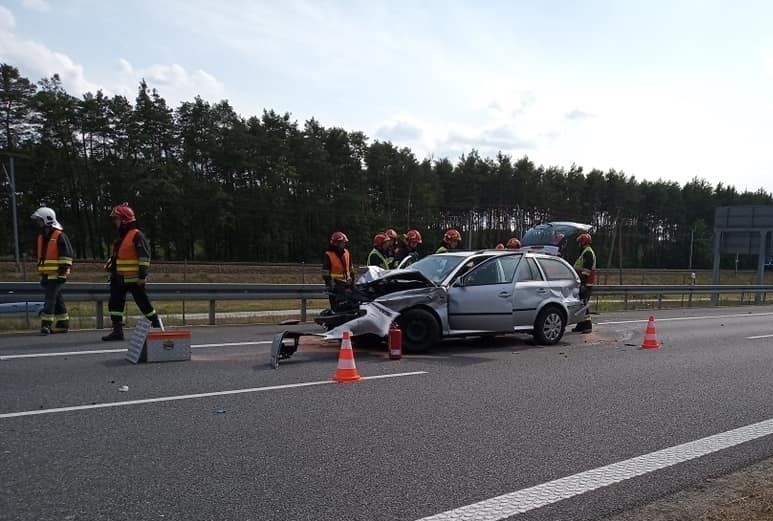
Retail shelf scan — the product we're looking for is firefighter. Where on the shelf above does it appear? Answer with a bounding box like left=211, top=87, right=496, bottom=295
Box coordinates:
left=495, top=243, right=505, bottom=250
left=436, top=228, right=462, bottom=253
left=102, top=204, right=161, bottom=341
left=572, top=232, right=596, bottom=333
left=506, top=237, right=521, bottom=250
left=31, top=207, right=73, bottom=335
left=384, top=228, right=400, bottom=266
left=322, top=231, right=355, bottom=310
left=367, top=232, right=393, bottom=269
left=394, top=229, right=422, bottom=268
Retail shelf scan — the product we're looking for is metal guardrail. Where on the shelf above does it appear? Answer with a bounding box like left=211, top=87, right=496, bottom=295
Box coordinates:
left=0, top=282, right=328, bottom=328
left=1, top=282, right=771, bottom=328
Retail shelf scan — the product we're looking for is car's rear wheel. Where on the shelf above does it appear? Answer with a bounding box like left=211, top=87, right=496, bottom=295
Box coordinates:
left=533, top=306, right=566, bottom=345
left=397, top=308, right=440, bottom=354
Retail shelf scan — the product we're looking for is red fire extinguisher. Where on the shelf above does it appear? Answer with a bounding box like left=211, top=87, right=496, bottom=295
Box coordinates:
left=388, top=322, right=403, bottom=360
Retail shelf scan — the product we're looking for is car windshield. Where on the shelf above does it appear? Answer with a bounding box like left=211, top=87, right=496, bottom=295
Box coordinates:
left=407, top=254, right=468, bottom=285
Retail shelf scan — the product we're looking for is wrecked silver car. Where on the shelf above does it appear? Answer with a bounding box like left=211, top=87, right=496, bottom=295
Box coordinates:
left=315, top=250, right=585, bottom=353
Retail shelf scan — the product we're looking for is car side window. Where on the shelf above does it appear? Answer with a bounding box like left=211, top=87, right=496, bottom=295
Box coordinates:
left=516, top=258, right=542, bottom=282
left=499, top=255, right=521, bottom=282
left=537, top=258, right=576, bottom=281
left=464, top=258, right=502, bottom=286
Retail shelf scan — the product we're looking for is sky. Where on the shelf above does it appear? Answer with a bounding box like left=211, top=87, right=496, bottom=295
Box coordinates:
left=1, top=0, right=773, bottom=194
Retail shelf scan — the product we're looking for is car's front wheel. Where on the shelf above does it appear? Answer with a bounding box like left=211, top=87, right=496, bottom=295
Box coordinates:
left=397, top=308, right=440, bottom=354
left=533, top=306, right=566, bottom=345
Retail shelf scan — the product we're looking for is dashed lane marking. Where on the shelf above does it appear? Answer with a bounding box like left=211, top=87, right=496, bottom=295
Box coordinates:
left=417, top=417, right=773, bottom=520
left=600, top=311, right=773, bottom=325
left=0, top=371, right=428, bottom=418
left=0, top=341, right=272, bottom=360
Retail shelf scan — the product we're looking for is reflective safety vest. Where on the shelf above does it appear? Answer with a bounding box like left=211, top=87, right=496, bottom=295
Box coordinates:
left=367, top=248, right=391, bottom=269
left=114, top=229, right=149, bottom=282
left=574, top=245, right=597, bottom=285
left=37, top=230, right=71, bottom=278
left=325, top=250, right=352, bottom=281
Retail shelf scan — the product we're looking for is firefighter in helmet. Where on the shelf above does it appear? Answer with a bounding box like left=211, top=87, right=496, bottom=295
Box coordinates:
left=394, top=229, right=423, bottom=268
left=31, top=206, right=74, bottom=335
left=322, top=231, right=355, bottom=310
left=367, top=232, right=393, bottom=269
left=436, top=228, right=462, bottom=253
left=102, top=203, right=161, bottom=341
left=572, top=232, right=596, bottom=333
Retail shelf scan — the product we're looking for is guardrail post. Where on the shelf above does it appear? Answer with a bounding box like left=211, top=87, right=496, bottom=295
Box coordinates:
left=96, top=301, right=104, bottom=329
left=688, top=289, right=693, bottom=307
left=623, top=291, right=628, bottom=310
left=300, top=298, right=307, bottom=322
left=209, top=300, right=216, bottom=325
left=657, top=293, right=663, bottom=309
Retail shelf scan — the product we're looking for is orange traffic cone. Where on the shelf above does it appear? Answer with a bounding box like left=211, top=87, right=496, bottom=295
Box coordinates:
left=332, top=331, right=362, bottom=383
left=641, top=316, right=660, bottom=349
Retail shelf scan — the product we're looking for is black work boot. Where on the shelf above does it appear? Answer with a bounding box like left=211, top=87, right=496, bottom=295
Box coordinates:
left=40, top=322, right=52, bottom=335
left=101, top=322, right=124, bottom=341
left=572, top=321, right=592, bottom=333
left=52, top=320, right=69, bottom=334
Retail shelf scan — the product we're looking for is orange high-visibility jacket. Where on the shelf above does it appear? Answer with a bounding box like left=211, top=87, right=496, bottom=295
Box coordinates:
left=112, top=229, right=150, bottom=283
left=36, top=229, right=73, bottom=279
left=324, top=249, right=353, bottom=281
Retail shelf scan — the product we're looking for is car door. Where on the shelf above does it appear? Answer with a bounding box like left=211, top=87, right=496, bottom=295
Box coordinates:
left=447, top=255, right=520, bottom=332
left=512, top=257, right=548, bottom=327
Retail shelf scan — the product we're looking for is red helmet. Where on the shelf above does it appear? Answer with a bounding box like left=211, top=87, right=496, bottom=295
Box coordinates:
left=444, top=229, right=462, bottom=242
left=506, top=238, right=521, bottom=249
left=577, top=233, right=592, bottom=246
left=373, top=232, right=389, bottom=247
left=405, top=229, right=422, bottom=245
left=384, top=228, right=398, bottom=241
left=110, top=204, right=136, bottom=224
left=330, top=231, right=349, bottom=245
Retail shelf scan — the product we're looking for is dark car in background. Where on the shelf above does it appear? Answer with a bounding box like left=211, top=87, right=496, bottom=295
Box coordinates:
left=0, top=301, right=45, bottom=317
left=520, top=221, right=592, bottom=261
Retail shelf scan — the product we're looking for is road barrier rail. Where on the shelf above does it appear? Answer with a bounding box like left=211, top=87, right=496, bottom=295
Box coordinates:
left=1, top=282, right=771, bottom=328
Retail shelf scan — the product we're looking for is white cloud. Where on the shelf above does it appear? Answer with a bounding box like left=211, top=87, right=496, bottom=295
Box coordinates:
left=0, top=8, right=225, bottom=107
left=21, top=0, right=50, bottom=13
left=0, top=6, right=16, bottom=31
left=0, top=8, right=99, bottom=93
left=116, top=59, right=226, bottom=105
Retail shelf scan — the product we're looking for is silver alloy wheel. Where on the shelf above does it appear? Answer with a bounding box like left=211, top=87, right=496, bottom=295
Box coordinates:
left=543, top=312, right=563, bottom=342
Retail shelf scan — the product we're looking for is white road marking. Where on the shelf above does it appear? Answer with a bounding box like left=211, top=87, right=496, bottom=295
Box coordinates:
left=0, top=371, right=428, bottom=419
left=417, top=417, right=773, bottom=521
left=600, top=311, right=773, bottom=326
left=0, top=349, right=126, bottom=359
left=0, top=341, right=272, bottom=360
left=191, top=341, right=271, bottom=348
left=747, top=334, right=773, bottom=339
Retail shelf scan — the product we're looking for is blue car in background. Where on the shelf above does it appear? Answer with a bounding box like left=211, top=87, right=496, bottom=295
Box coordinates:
left=0, top=301, right=45, bottom=317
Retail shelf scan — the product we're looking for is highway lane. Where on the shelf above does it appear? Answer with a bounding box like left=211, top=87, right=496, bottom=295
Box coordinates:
left=1, top=306, right=773, bottom=520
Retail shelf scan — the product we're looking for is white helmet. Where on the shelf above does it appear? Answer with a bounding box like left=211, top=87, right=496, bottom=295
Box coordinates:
left=31, top=206, right=63, bottom=230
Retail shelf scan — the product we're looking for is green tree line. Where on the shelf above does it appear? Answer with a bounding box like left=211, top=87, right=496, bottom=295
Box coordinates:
left=2, top=63, right=771, bottom=269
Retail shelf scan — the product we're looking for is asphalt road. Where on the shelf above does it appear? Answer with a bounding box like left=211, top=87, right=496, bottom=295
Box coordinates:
left=2, top=306, right=773, bottom=521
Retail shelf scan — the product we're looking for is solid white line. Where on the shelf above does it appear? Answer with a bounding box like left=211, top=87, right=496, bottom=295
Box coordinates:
left=0, top=341, right=272, bottom=360
left=0, top=371, right=428, bottom=419
left=0, top=349, right=126, bottom=360
left=417, top=417, right=773, bottom=521
left=747, top=334, right=773, bottom=340
left=599, top=311, right=773, bottom=326
left=192, top=341, right=271, bottom=348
